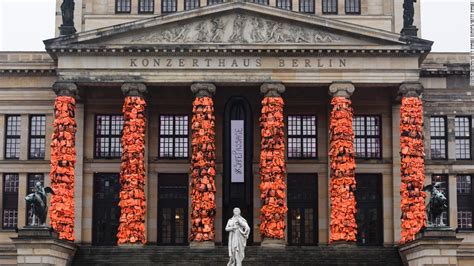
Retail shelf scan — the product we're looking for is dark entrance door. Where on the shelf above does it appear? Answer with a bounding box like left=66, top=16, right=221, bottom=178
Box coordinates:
left=287, top=174, right=318, bottom=245
left=223, top=97, right=253, bottom=245
left=355, top=174, right=383, bottom=246
left=93, top=173, right=120, bottom=246
left=158, top=174, right=188, bottom=245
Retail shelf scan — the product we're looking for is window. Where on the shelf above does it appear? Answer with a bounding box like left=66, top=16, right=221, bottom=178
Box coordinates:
left=287, top=115, right=317, bottom=159
left=28, top=115, right=46, bottom=159
left=354, top=115, right=381, bottom=159
left=95, top=115, right=124, bottom=159
left=5, top=115, right=21, bottom=159
left=159, top=115, right=189, bottom=158
left=322, top=0, right=338, bottom=14
left=162, top=0, right=177, bottom=13
left=207, top=0, right=223, bottom=5
left=251, top=0, right=269, bottom=5
left=26, top=174, right=44, bottom=226
left=300, top=0, right=314, bottom=13
left=457, top=175, right=473, bottom=229
left=3, top=174, right=19, bottom=229
left=432, top=174, right=449, bottom=226
left=116, top=0, right=131, bottom=13
left=430, top=116, right=447, bottom=160
left=138, top=0, right=154, bottom=13
left=345, top=0, right=360, bottom=14
left=185, top=0, right=200, bottom=10
left=277, top=0, right=292, bottom=10
left=455, top=116, right=471, bottom=160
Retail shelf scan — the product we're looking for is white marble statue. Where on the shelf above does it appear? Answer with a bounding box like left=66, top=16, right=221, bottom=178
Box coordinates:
left=225, top=208, right=251, bottom=266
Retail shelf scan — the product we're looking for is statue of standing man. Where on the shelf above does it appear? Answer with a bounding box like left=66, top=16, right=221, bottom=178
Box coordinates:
left=226, top=208, right=251, bottom=266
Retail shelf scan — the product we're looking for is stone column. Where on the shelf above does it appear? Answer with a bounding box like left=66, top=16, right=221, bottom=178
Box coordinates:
left=259, top=82, right=287, bottom=248
left=117, top=83, right=148, bottom=245
left=190, top=83, right=217, bottom=248
left=50, top=81, right=78, bottom=241
left=398, top=82, right=426, bottom=244
left=328, top=81, right=357, bottom=244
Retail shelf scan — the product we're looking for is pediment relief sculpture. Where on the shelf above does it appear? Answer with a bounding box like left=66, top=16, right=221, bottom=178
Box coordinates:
left=126, top=14, right=353, bottom=45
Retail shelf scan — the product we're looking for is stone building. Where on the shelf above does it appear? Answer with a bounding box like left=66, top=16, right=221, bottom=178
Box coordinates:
left=0, top=0, right=472, bottom=265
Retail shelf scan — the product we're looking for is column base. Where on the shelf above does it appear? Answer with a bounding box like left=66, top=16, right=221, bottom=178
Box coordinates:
left=261, top=238, right=286, bottom=249
left=11, top=226, right=76, bottom=266
left=399, top=227, right=463, bottom=266
left=190, top=241, right=215, bottom=249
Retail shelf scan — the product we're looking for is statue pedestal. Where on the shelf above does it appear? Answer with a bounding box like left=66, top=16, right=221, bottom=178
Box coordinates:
left=401, top=25, right=418, bottom=37
left=11, top=226, right=76, bottom=266
left=190, top=241, right=215, bottom=249
left=261, top=238, right=285, bottom=249
left=399, top=227, right=463, bottom=266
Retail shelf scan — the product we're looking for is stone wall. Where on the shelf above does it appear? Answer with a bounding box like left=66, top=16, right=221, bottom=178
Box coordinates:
left=54, top=0, right=419, bottom=35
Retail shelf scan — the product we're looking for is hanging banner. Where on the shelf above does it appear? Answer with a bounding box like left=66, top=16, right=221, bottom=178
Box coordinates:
left=231, top=120, right=245, bottom=183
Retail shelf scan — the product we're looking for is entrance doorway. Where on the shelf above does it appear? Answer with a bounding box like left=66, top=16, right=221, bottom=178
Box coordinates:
left=157, top=174, right=188, bottom=245
left=355, top=174, right=383, bottom=246
left=223, top=97, right=253, bottom=245
left=287, top=174, right=318, bottom=245
left=92, top=173, right=120, bottom=246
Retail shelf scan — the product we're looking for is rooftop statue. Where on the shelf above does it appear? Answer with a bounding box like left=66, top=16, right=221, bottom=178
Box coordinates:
left=226, top=208, right=250, bottom=266
left=60, top=0, right=76, bottom=35
left=25, top=182, right=55, bottom=226
left=403, top=0, right=416, bottom=28
left=423, top=182, right=448, bottom=227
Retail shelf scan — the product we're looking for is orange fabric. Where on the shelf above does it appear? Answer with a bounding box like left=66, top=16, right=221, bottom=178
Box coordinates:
left=399, top=97, right=426, bottom=244
left=117, top=96, right=147, bottom=245
left=50, top=96, right=76, bottom=241
left=329, top=97, right=357, bottom=243
left=259, top=97, right=287, bottom=240
left=190, top=97, right=216, bottom=242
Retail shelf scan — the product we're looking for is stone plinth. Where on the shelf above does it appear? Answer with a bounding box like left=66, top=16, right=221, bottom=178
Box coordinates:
left=261, top=238, right=285, bottom=249
left=190, top=241, right=215, bottom=249
left=11, top=227, right=76, bottom=266
left=399, top=227, right=463, bottom=266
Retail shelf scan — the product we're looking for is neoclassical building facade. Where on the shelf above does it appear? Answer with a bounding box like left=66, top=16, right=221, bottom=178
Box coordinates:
left=0, top=0, right=472, bottom=264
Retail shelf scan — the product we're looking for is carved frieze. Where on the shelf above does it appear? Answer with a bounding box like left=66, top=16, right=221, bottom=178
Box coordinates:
left=127, top=13, right=348, bottom=45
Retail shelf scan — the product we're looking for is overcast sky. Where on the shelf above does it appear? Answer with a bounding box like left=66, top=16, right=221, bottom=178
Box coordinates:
left=0, top=0, right=470, bottom=52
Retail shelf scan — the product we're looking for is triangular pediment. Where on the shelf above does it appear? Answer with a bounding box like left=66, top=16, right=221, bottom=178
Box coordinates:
left=45, top=2, right=432, bottom=51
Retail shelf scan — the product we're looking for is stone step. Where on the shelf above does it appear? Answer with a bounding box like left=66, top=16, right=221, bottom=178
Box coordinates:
left=73, top=246, right=403, bottom=266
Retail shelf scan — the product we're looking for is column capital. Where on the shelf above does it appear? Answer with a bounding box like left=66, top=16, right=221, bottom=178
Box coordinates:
left=260, top=81, right=285, bottom=97
left=329, top=81, right=355, bottom=98
left=191, top=82, right=216, bottom=98
left=121, top=82, right=147, bottom=97
left=398, top=82, right=424, bottom=98
left=52, top=82, right=78, bottom=98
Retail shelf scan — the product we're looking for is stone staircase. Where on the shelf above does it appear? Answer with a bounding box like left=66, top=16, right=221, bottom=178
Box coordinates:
left=73, top=245, right=403, bottom=266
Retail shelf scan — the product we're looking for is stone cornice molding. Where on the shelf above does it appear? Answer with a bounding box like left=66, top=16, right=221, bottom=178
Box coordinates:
left=53, top=82, right=79, bottom=98
left=121, top=82, right=147, bottom=98
left=398, top=82, right=424, bottom=98
left=329, top=81, right=355, bottom=98
left=260, top=81, right=285, bottom=97
left=191, top=82, right=216, bottom=98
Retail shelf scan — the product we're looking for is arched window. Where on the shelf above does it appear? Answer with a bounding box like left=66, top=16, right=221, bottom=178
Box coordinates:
left=345, top=0, right=360, bottom=14
left=322, top=0, right=337, bottom=14
left=115, top=0, right=131, bottom=13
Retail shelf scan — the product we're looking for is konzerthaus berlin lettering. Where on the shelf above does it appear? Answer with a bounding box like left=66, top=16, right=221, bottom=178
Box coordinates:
left=0, top=0, right=472, bottom=265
